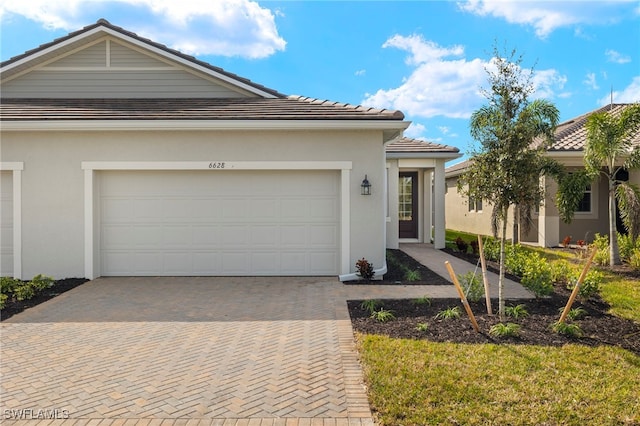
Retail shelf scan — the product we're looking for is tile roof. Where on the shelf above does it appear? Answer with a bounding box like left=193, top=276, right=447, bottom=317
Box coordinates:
left=0, top=19, right=285, bottom=99
left=444, top=159, right=471, bottom=177
left=385, top=137, right=459, bottom=154
left=550, top=103, right=640, bottom=152
left=0, top=97, right=404, bottom=121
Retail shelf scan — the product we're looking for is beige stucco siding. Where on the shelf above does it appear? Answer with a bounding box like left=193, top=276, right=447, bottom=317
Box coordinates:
left=1, top=129, right=386, bottom=279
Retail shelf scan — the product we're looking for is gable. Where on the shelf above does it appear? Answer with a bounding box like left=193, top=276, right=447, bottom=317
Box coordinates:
left=1, top=37, right=257, bottom=99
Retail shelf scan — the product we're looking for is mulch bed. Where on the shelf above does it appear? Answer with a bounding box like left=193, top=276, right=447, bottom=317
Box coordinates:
left=348, top=249, right=640, bottom=355
left=343, top=249, right=450, bottom=285
left=1, top=278, right=88, bottom=321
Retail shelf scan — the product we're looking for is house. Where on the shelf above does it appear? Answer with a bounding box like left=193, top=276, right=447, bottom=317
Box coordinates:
left=444, top=103, right=640, bottom=247
left=0, top=19, right=459, bottom=280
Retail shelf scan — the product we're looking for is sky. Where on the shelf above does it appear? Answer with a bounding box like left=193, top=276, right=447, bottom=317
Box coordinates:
left=1, top=0, right=639, bottom=158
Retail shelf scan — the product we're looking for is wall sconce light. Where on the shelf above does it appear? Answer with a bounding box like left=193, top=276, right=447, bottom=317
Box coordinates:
left=361, top=175, right=371, bottom=195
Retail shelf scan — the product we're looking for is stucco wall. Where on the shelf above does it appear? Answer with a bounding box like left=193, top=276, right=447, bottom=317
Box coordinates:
left=1, top=128, right=386, bottom=278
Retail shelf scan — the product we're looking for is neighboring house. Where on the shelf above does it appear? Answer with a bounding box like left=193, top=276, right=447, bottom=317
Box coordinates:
left=445, top=103, right=640, bottom=247
left=0, top=19, right=459, bottom=280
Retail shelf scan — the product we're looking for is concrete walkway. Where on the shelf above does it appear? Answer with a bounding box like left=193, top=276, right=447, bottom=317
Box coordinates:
left=0, top=247, right=532, bottom=426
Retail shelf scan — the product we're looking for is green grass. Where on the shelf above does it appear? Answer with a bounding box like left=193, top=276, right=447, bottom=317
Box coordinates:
left=357, top=335, right=640, bottom=426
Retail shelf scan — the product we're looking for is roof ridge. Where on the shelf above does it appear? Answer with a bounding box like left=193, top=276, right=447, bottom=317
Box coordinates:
left=1, top=19, right=286, bottom=99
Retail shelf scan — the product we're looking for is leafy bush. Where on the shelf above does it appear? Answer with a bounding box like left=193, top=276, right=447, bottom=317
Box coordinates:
left=567, top=270, right=603, bottom=299
left=550, top=260, right=573, bottom=285
left=629, top=248, right=640, bottom=271
left=520, top=253, right=553, bottom=297
left=458, top=271, right=484, bottom=303
left=505, top=244, right=529, bottom=277
left=0, top=292, right=6, bottom=309
left=356, top=258, right=375, bottom=281
left=13, top=283, right=35, bottom=301
left=481, top=239, right=500, bottom=262
left=470, top=240, right=479, bottom=255
left=591, top=233, right=610, bottom=266
left=489, top=322, right=521, bottom=337
left=505, top=304, right=529, bottom=319
left=455, top=237, right=469, bottom=253
left=435, top=306, right=461, bottom=320
left=371, top=309, right=395, bottom=322
left=618, top=233, right=638, bottom=263
left=30, top=274, right=54, bottom=291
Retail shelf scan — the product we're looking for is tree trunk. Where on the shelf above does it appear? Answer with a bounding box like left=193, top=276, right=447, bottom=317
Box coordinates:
left=498, top=207, right=508, bottom=322
left=609, top=180, right=621, bottom=266
left=512, top=206, right=519, bottom=245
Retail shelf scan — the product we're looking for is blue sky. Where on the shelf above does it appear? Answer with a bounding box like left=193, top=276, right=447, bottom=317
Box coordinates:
left=1, top=1, right=639, bottom=157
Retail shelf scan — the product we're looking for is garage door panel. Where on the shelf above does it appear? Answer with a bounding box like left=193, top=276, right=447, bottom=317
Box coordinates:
left=100, top=170, right=339, bottom=276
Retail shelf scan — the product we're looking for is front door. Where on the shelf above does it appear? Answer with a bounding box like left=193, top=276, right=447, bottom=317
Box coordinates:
left=399, top=172, right=418, bottom=239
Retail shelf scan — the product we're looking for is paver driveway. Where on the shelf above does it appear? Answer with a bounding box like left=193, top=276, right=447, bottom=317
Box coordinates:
left=1, top=277, right=387, bottom=425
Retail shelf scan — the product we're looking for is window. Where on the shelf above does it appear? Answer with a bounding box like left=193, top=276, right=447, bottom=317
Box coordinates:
left=576, top=184, right=592, bottom=213
left=468, top=196, right=482, bottom=212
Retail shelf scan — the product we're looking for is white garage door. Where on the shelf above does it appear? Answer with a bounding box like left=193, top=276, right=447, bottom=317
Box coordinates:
left=0, top=172, right=13, bottom=276
left=100, top=170, right=340, bottom=276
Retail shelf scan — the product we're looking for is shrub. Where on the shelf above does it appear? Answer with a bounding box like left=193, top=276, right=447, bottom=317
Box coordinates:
left=489, top=322, right=521, bottom=337
left=0, top=292, right=6, bottom=309
left=505, top=304, right=529, bottom=319
left=562, top=235, right=572, bottom=247
left=482, top=239, right=500, bottom=262
left=435, top=306, right=461, bottom=320
left=458, top=271, right=484, bottom=303
left=618, top=233, right=638, bottom=263
left=520, top=253, right=553, bottom=297
left=371, top=309, right=395, bottom=322
left=1, top=277, right=20, bottom=295
left=30, top=274, right=54, bottom=291
left=356, top=258, right=375, bottom=281
left=567, top=270, right=603, bottom=299
left=591, top=233, right=610, bottom=266
left=505, top=245, right=529, bottom=277
left=469, top=240, right=479, bottom=255
left=629, top=248, right=640, bottom=271
left=550, top=260, right=573, bottom=285
left=13, top=283, right=35, bottom=301
left=455, top=237, right=469, bottom=253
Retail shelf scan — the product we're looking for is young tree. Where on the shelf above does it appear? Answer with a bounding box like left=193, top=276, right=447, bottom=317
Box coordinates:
left=583, top=104, right=640, bottom=265
left=460, top=47, right=559, bottom=320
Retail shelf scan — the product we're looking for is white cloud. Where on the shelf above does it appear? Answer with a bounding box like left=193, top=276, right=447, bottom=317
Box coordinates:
left=363, top=34, right=567, bottom=120
left=605, top=49, right=631, bottom=64
left=404, top=122, right=426, bottom=139
left=459, top=0, right=635, bottom=38
left=355, top=69, right=366, bottom=76
left=0, top=0, right=286, bottom=58
left=363, top=35, right=487, bottom=119
left=583, top=73, right=599, bottom=90
left=599, top=76, right=640, bottom=104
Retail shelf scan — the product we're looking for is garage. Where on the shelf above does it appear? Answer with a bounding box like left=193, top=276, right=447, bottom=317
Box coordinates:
left=0, top=171, right=13, bottom=276
left=99, top=169, right=340, bottom=276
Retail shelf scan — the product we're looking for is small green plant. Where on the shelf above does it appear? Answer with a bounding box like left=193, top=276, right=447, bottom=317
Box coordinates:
left=458, top=271, right=483, bottom=302
left=13, top=283, right=35, bottom=301
left=482, top=238, right=500, bottom=262
left=489, top=322, right=521, bottom=337
left=404, top=269, right=421, bottom=282
left=371, top=309, right=395, bottom=322
left=552, top=321, right=583, bottom=338
left=30, top=274, right=54, bottom=291
left=520, top=253, right=554, bottom=297
left=550, top=260, right=573, bottom=285
left=505, top=304, right=529, bottom=319
left=435, top=306, right=461, bottom=320
left=412, top=295, right=432, bottom=306
left=567, top=270, right=603, bottom=299
left=617, top=233, right=637, bottom=262
left=360, top=299, right=382, bottom=314
left=0, top=292, right=7, bottom=309
left=591, top=234, right=610, bottom=266
left=356, top=258, right=375, bottom=281
left=415, top=322, right=429, bottom=332
left=559, top=307, right=588, bottom=321
left=629, top=248, right=640, bottom=271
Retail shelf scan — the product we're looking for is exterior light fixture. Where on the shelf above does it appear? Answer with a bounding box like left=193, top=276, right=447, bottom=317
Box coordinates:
left=361, top=175, right=371, bottom=195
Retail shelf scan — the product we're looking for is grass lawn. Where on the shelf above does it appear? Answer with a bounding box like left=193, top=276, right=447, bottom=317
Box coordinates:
left=356, top=229, right=640, bottom=425
left=358, top=335, right=640, bottom=425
